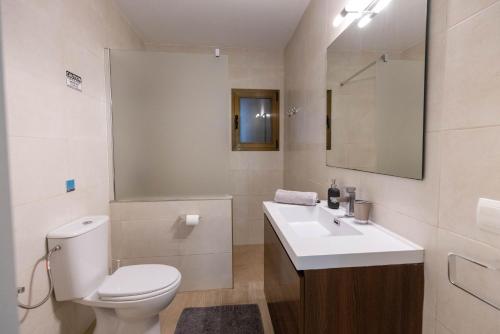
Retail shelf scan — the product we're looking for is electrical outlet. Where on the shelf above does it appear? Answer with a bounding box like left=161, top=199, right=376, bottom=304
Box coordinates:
left=66, top=179, right=76, bottom=192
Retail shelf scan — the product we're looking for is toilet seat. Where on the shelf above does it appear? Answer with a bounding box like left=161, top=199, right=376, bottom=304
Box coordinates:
left=100, top=281, right=180, bottom=302
left=98, top=264, right=181, bottom=302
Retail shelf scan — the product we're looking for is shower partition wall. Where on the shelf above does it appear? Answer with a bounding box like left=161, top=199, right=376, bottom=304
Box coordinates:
left=108, top=50, right=233, bottom=291
left=109, top=50, right=230, bottom=200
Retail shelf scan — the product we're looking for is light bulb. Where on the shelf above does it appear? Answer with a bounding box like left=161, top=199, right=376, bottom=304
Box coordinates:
left=357, top=14, right=372, bottom=28
left=333, top=14, right=344, bottom=27
left=333, top=8, right=348, bottom=27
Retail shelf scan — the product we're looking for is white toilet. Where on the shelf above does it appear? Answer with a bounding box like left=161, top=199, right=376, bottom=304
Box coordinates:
left=47, top=216, right=181, bottom=334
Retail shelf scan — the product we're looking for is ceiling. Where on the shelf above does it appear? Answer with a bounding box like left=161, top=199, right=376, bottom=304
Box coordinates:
left=115, top=0, right=311, bottom=49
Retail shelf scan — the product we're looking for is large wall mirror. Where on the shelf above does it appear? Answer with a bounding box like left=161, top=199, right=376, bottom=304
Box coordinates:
left=326, top=0, right=428, bottom=179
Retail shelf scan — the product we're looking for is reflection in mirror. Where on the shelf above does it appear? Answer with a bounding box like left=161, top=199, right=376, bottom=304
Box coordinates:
left=326, top=0, right=428, bottom=179
left=326, top=90, right=332, bottom=151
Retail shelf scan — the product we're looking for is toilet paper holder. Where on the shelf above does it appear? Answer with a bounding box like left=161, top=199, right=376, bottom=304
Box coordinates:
left=447, top=252, right=500, bottom=311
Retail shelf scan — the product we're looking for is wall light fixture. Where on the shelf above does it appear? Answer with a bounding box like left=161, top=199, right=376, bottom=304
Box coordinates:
left=333, top=0, right=392, bottom=29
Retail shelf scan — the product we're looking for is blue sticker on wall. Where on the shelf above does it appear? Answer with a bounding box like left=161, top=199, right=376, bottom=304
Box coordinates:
left=66, top=179, right=76, bottom=192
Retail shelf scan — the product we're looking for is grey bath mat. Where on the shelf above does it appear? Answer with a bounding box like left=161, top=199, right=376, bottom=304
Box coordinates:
left=174, top=304, right=264, bottom=334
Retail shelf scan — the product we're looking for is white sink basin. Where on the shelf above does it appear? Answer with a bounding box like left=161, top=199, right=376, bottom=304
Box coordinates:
left=289, top=220, right=360, bottom=238
left=263, top=201, right=424, bottom=270
left=289, top=221, right=331, bottom=238
left=280, top=205, right=362, bottom=238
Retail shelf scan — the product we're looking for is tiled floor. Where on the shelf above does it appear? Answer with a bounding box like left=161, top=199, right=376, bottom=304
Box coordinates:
left=160, top=244, right=274, bottom=334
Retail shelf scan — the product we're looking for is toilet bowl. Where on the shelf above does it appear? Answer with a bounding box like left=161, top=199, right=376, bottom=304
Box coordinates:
left=78, top=264, right=181, bottom=334
left=47, top=216, right=181, bottom=334
left=75, top=264, right=181, bottom=334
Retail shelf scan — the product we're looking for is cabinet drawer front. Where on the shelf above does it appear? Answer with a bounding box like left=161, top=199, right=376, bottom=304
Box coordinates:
left=264, top=215, right=303, bottom=334
left=304, top=264, right=424, bottom=334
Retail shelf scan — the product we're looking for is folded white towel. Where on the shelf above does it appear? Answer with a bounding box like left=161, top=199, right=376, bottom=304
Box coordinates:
left=274, top=189, right=318, bottom=206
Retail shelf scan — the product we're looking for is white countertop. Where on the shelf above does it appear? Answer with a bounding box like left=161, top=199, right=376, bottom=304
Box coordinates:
left=263, top=201, right=424, bottom=270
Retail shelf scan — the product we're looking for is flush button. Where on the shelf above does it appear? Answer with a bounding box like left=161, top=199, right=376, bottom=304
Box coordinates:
left=82, top=220, right=93, bottom=225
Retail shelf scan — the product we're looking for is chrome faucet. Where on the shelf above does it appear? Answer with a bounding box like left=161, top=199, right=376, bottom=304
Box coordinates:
left=339, top=186, right=356, bottom=217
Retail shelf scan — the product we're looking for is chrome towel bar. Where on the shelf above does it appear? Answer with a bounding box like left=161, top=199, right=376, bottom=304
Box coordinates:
left=447, top=252, right=500, bottom=311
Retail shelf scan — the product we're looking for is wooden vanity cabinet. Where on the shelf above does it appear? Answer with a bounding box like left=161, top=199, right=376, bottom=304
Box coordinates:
left=264, top=215, right=424, bottom=334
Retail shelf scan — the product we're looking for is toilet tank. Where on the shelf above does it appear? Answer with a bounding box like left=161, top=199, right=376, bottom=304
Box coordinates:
left=47, top=216, right=109, bottom=301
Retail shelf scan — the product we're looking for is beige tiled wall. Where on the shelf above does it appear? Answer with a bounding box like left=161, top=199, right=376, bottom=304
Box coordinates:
left=146, top=45, right=285, bottom=245
left=110, top=199, right=233, bottom=292
left=0, top=0, right=144, bottom=333
left=226, top=48, right=285, bottom=245
left=284, top=0, right=500, bottom=333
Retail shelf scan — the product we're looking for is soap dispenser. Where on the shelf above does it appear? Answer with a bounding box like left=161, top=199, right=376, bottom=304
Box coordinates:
left=328, top=179, right=340, bottom=209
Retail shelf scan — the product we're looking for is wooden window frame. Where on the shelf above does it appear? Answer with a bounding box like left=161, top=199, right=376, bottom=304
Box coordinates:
left=326, top=89, right=332, bottom=150
left=231, top=89, right=280, bottom=151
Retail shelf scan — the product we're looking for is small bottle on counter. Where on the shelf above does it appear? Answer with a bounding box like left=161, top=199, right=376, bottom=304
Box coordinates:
left=328, top=179, right=340, bottom=209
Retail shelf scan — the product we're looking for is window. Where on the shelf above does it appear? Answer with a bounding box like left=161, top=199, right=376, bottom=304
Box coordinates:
left=231, top=89, right=279, bottom=151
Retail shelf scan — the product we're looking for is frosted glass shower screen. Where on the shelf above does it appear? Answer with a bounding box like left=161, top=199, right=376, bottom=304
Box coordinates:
left=110, top=51, right=230, bottom=199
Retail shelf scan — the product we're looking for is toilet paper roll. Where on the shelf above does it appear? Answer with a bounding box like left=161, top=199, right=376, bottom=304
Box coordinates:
left=185, top=214, right=200, bottom=226
left=477, top=198, right=500, bottom=235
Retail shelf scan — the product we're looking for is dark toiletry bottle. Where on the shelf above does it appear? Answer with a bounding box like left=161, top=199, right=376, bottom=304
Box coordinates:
left=328, top=179, right=340, bottom=209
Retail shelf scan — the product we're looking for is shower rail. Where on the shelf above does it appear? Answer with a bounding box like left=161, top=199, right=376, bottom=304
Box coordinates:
left=340, top=54, right=387, bottom=87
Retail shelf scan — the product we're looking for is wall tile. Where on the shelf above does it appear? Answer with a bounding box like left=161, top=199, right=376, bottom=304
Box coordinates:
left=119, top=253, right=232, bottom=292
left=1, top=0, right=144, bottom=332
left=4, top=68, right=66, bottom=138
left=177, top=252, right=233, bottom=291
left=436, top=322, right=453, bottom=334
left=425, top=32, right=447, bottom=132
left=67, top=182, right=110, bottom=219
left=111, top=199, right=230, bottom=222
left=64, top=92, right=107, bottom=141
left=224, top=47, right=285, bottom=245
left=429, top=0, right=449, bottom=36
left=284, top=0, right=500, bottom=333
left=439, top=126, right=500, bottom=248
left=447, top=0, right=499, bottom=27
left=442, top=2, right=500, bottom=130
left=229, top=170, right=249, bottom=195
left=110, top=220, right=123, bottom=259
left=63, top=41, right=106, bottom=102
left=61, top=0, right=106, bottom=57
left=110, top=199, right=233, bottom=289
left=119, top=219, right=180, bottom=258
left=8, top=137, right=69, bottom=206
left=436, top=230, right=500, bottom=334
left=13, top=195, right=72, bottom=286
left=1, top=0, right=64, bottom=81
left=354, top=132, right=441, bottom=226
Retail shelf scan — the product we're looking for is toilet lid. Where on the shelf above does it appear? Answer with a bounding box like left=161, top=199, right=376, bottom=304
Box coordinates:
left=98, top=264, right=181, bottom=298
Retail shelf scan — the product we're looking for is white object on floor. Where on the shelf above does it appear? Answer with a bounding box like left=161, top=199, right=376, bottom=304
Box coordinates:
left=263, top=201, right=424, bottom=270
left=274, top=189, right=318, bottom=206
left=185, top=214, right=200, bottom=225
left=477, top=198, right=500, bottom=235
left=47, top=216, right=181, bottom=334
